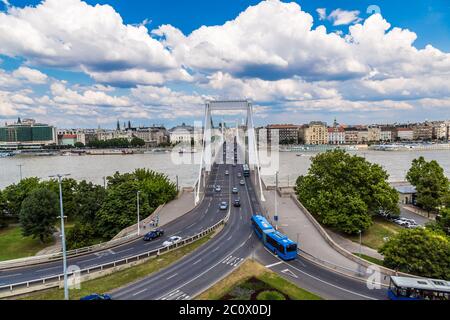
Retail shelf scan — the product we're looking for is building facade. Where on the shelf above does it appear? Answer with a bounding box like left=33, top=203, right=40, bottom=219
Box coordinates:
left=169, top=123, right=203, bottom=145
left=299, top=122, right=328, bottom=145
left=0, top=118, right=57, bottom=149
left=266, top=124, right=300, bottom=145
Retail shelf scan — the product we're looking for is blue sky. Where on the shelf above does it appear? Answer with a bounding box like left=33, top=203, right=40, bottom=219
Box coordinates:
left=0, top=0, right=449, bottom=128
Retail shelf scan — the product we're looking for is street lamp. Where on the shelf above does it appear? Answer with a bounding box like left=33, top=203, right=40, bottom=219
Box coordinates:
left=17, top=164, right=23, bottom=181
left=137, top=191, right=141, bottom=236
left=49, top=173, right=71, bottom=301
left=274, top=171, right=279, bottom=230
left=358, top=230, right=362, bottom=258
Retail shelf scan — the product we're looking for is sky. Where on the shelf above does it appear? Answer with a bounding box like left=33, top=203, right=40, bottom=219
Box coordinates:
left=0, top=0, right=449, bottom=129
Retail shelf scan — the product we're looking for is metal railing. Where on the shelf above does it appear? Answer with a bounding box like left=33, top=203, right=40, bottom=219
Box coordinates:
left=0, top=209, right=230, bottom=299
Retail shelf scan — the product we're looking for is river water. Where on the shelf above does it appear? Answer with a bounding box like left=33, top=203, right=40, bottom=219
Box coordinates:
left=1, top=150, right=449, bottom=189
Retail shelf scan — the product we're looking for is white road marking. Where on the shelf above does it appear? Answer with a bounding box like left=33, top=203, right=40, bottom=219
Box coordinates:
left=116, top=247, right=134, bottom=254
left=35, top=266, right=60, bottom=273
left=193, top=259, right=202, bottom=265
left=265, top=262, right=283, bottom=268
left=281, top=269, right=299, bottom=279
left=262, top=248, right=377, bottom=300
left=0, top=273, right=22, bottom=279
left=133, top=289, right=147, bottom=296
left=166, top=273, right=178, bottom=280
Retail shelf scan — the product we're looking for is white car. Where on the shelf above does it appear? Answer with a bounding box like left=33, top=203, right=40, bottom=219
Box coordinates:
left=163, top=236, right=182, bottom=247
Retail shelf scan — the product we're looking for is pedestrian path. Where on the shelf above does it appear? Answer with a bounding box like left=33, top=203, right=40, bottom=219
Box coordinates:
left=261, top=189, right=362, bottom=274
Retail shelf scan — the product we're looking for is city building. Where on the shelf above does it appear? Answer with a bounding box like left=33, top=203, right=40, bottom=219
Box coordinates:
left=266, top=124, right=300, bottom=145
left=431, top=121, right=448, bottom=141
left=327, top=119, right=345, bottom=145
left=0, top=118, right=57, bottom=149
left=412, top=123, right=433, bottom=141
left=395, top=128, right=414, bottom=141
left=133, top=126, right=169, bottom=147
left=299, top=122, right=328, bottom=145
left=368, top=127, right=381, bottom=142
left=380, top=129, right=393, bottom=142
left=169, top=123, right=203, bottom=145
left=344, top=127, right=359, bottom=144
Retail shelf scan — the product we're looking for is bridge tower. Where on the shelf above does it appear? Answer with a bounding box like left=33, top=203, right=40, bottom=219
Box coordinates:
left=195, top=100, right=265, bottom=204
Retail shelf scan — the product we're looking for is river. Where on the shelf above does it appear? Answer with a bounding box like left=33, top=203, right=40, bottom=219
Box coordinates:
left=1, top=150, right=449, bottom=189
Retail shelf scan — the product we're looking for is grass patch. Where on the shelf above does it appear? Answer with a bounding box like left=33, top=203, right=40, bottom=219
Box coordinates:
left=349, top=217, right=402, bottom=250
left=353, top=253, right=384, bottom=266
left=0, top=226, right=54, bottom=261
left=196, top=260, right=322, bottom=301
left=21, top=235, right=212, bottom=300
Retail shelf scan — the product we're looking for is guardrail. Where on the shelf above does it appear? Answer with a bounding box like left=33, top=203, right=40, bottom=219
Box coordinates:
left=0, top=209, right=230, bottom=299
left=0, top=186, right=205, bottom=271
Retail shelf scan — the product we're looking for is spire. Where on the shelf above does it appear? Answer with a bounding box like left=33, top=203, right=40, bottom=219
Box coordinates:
left=116, top=120, right=120, bottom=131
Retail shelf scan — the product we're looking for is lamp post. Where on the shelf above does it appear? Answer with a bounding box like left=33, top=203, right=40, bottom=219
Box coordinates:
left=49, top=173, right=71, bottom=301
left=137, top=191, right=141, bottom=236
left=274, top=171, right=279, bottom=230
left=176, top=175, right=179, bottom=193
left=17, top=164, right=23, bottom=181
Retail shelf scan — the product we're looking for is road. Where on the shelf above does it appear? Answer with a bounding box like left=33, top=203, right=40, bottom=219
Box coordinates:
left=112, top=140, right=261, bottom=299
left=1, top=138, right=389, bottom=300
left=0, top=164, right=228, bottom=287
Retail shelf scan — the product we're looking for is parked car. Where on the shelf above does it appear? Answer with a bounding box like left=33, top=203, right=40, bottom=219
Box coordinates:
left=80, top=294, right=112, bottom=301
left=232, top=187, right=239, bottom=194
left=240, top=180, right=245, bottom=186
left=225, top=170, right=229, bottom=176
left=219, top=201, right=229, bottom=210
left=233, top=199, right=241, bottom=207
left=143, top=229, right=164, bottom=241
left=163, top=236, right=182, bottom=247
left=237, top=173, right=242, bottom=178
left=215, top=185, right=222, bottom=192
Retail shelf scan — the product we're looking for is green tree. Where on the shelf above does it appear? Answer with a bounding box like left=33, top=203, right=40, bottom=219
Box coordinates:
left=0, top=190, right=8, bottom=228
left=380, top=228, right=450, bottom=280
left=3, top=177, right=41, bottom=219
left=131, top=137, right=146, bottom=148
left=74, top=180, right=106, bottom=225
left=96, top=180, right=151, bottom=239
left=296, top=150, right=399, bottom=235
left=41, top=178, right=79, bottom=220
left=19, top=188, right=58, bottom=243
left=74, top=142, right=85, bottom=148
left=406, top=157, right=449, bottom=214
left=66, top=223, right=97, bottom=250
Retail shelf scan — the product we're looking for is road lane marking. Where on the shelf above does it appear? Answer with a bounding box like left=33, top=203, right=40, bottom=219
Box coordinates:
left=262, top=248, right=377, bottom=300
left=193, top=259, right=202, bottom=265
left=35, top=266, right=60, bottom=273
left=166, top=273, right=178, bottom=280
left=265, top=262, right=283, bottom=268
left=0, top=273, right=22, bottom=279
left=281, top=269, right=298, bottom=279
left=133, top=289, right=147, bottom=296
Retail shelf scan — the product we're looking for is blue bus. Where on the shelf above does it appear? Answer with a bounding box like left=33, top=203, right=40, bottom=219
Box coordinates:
left=251, top=215, right=297, bottom=261
left=243, top=164, right=250, bottom=177
left=388, top=276, right=449, bottom=301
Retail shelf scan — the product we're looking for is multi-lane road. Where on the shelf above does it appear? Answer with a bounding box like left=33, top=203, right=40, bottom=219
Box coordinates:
left=1, top=138, right=388, bottom=300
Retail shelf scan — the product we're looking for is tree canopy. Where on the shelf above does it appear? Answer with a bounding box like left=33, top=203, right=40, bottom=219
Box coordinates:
left=296, top=150, right=399, bottom=235
left=406, top=157, right=450, bottom=213
left=19, top=188, right=58, bottom=243
left=380, top=228, right=450, bottom=280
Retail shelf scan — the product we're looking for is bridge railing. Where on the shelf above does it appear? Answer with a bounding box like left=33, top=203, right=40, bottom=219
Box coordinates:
left=0, top=209, right=231, bottom=299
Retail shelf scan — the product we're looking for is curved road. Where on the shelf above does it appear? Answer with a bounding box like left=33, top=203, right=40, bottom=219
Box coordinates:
left=0, top=162, right=228, bottom=287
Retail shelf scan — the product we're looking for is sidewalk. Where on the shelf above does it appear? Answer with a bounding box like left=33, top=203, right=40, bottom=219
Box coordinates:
left=261, top=189, right=361, bottom=273
left=158, top=191, right=196, bottom=227
left=326, top=229, right=384, bottom=261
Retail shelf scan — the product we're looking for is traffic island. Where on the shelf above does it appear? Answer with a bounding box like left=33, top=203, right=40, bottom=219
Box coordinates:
left=196, top=260, right=322, bottom=301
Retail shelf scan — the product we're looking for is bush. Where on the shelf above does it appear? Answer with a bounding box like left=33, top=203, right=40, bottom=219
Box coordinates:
left=66, top=223, right=97, bottom=250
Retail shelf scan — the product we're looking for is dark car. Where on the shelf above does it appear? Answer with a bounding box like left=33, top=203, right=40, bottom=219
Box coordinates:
left=233, top=199, right=241, bottom=207
left=143, top=229, right=164, bottom=241
left=80, top=294, right=112, bottom=301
